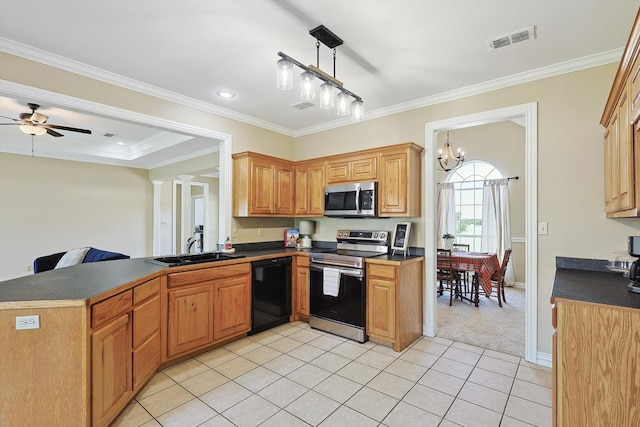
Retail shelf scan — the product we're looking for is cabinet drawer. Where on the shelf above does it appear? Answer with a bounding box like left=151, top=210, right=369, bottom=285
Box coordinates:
left=297, top=256, right=310, bottom=267
left=92, top=290, right=132, bottom=329
left=133, top=277, right=160, bottom=305
left=368, top=264, right=396, bottom=280
left=168, top=263, right=251, bottom=288
left=133, top=294, right=160, bottom=348
left=133, top=332, right=160, bottom=390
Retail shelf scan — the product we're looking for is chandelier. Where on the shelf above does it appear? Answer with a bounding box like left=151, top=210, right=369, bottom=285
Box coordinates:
left=276, top=25, right=364, bottom=121
left=437, top=131, right=465, bottom=172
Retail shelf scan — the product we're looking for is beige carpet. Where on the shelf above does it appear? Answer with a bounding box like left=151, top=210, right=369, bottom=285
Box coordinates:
left=436, top=285, right=525, bottom=357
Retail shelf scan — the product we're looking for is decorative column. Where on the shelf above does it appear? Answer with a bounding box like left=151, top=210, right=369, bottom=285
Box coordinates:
left=178, top=175, right=194, bottom=253
left=151, top=180, right=163, bottom=256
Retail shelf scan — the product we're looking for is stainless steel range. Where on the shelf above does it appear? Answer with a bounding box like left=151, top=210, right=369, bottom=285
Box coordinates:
left=309, top=229, right=389, bottom=342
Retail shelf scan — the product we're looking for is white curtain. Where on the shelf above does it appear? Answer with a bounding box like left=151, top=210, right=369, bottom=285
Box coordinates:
left=481, top=179, right=515, bottom=286
left=436, top=183, right=456, bottom=248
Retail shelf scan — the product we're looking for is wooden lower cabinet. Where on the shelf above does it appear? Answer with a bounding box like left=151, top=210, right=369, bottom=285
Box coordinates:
left=366, top=258, right=424, bottom=352
left=213, top=275, right=251, bottom=341
left=92, top=296, right=133, bottom=427
left=166, top=263, right=251, bottom=359
left=553, top=298, right=640, bottom=426
left=293, top=256, right=310, bottom=321
left=167, top=283, right=215, bottom=358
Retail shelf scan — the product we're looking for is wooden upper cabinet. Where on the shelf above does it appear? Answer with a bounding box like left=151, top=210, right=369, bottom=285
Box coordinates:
left=326, top=154, right=377, bottom=184
left=274, top=162, right=294, bottom=215
left=233, top=152, right=294, bottom=217
left=295, top=160, right=325, bottom=216
left=601, top=8, right=640, bottom=218
left=233, top=143, right=422, bottom=218
left=379, top=144, right=422, bottom=217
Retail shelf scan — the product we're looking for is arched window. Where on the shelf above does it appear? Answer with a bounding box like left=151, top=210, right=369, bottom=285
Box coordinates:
left=446, top=161, right=503, bottom=251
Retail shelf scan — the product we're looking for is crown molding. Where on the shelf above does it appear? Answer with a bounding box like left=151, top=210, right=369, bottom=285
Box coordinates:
left=294, top=48, right=623, bottom=137
left=0, top=37, right=295, bottom=137
left=1, top=37, right=622, bottom=138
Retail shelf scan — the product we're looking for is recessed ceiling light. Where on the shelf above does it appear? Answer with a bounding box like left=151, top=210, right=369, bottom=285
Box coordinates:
left=217, top=90, right=236, bottom=99
left=117, top=142, right=125, bottom=146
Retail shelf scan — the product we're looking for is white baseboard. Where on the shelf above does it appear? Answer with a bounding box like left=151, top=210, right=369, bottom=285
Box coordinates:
left=536, top=351, right=552, bottom=368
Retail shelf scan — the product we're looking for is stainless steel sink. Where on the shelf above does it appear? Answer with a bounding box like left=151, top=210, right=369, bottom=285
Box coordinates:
left=146, top=252, right=245, bottom=267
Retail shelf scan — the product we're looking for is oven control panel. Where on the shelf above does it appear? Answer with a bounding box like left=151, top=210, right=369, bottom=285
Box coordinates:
left=336, top=229, right=389, bottom=243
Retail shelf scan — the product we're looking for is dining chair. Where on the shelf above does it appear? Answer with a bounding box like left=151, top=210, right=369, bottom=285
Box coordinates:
left=490, top=248, right=512, bottom=307
left=437, top=248, right=459, bottom=305
left=451, top=243, right=470, bottom=295
left=452, top=243, right=470, bottom=251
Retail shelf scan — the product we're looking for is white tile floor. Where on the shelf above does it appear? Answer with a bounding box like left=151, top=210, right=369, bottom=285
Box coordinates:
left=111, top=322, right=552, bottom=427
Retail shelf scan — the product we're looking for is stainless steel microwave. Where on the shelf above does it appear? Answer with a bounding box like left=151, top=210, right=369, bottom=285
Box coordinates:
left=324, top=182, right=377, bottom=217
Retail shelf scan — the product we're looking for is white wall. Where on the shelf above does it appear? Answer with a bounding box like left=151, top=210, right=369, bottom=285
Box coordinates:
left=0, top=153, right=151, bottom=280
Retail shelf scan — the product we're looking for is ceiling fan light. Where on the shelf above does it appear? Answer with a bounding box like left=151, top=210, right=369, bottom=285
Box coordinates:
left=336, top=91, right=351, bottom=116
left=276, top=58, right=294, bottom=91
left=351, top=100, right=364, bottom=121
left=30, top=112, right=48, bottom=124
left=319, top=83, right=334, bottom=109
left=300, top=71, right=316, bottom=101
left=19, top=124, right=46, bottom=136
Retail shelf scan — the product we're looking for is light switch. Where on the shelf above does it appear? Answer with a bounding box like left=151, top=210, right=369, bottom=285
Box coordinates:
left=538, top=222, right=548, bottom=235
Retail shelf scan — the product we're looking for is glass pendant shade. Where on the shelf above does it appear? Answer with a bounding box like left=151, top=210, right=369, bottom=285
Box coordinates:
left=351, top=100, right=364, bottom=121
left=336, top=91, right=351, bottom=116
left=19, top=124, right=46, bottom=136
left=300, top=71, right=316, bottom=100
left=276, top=58, right=293, bottom=90
left=319, top=83, right=334, bottom=109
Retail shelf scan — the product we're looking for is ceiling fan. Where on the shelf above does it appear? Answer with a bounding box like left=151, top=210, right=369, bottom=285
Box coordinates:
left=0, top=103, right=92, bottom=137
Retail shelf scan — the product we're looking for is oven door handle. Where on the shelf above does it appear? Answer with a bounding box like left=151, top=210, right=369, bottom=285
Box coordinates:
left=310, top=264, right=364, bottom=278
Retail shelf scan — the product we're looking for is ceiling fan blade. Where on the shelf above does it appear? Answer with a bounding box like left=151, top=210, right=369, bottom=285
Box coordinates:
left=0, top=123, right=21, bottom=126
left=0, top=115, right=21, bottom=122
left=46, top=128, right=64, bottom=137
left=46, top=124, right=92, bottom=134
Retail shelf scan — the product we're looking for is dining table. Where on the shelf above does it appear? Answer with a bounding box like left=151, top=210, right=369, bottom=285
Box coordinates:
left=438, top=251, right=501, bottom=307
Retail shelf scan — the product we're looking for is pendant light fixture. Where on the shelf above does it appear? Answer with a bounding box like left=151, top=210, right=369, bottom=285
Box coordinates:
left=276, top=25, right=363, bottom=121
left=437, top=131, right=465, bottom=172
left=319, top=83, right=334, bottom=109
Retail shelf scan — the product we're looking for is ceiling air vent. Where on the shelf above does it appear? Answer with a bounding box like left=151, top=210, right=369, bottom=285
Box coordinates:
left=291, top=102, right=314, bottom=110
left=488, top=26, right=536, bottom=51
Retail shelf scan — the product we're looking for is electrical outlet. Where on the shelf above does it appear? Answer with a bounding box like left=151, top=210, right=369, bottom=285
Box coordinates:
left=26, top=265, right=33, bottom=272
left=231, top=227, right=238, bottom=238
left=16, top=315, right=40, bottom=330
left=538, top=222, right=548, bottom=235
left=258, top=228, right=264, bottom=237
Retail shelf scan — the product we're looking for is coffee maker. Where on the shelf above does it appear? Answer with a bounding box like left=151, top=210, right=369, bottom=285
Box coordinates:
left=628, top=236, right=640, bottom=293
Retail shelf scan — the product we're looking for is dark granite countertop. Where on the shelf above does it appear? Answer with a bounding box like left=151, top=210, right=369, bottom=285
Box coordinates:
left=0, top=258, right=165, bottom=303
left=0, top=245, right=424, bottom=304
left=552, top=268, right=640, bottom=310
left=365, top=253, right=425, bottom=263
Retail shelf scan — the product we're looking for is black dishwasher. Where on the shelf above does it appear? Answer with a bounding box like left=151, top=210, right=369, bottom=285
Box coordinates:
left=250, top=256, right=292, bottom=334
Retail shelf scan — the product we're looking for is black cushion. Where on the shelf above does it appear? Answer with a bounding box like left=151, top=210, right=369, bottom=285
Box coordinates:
left=33, top=252, right=66, bottom=273
left=33, top=248, right=130, bottom=273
